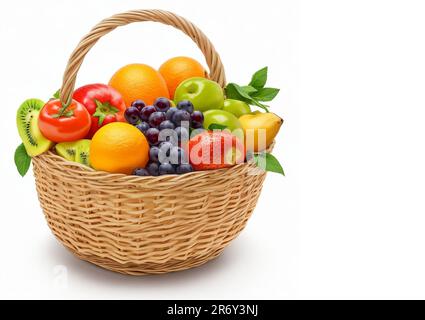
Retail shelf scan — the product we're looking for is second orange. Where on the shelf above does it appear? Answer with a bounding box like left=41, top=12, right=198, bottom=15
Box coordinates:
left=109, top=63, right=169, bottom=106
left=159, top=56, right=206, bottom=99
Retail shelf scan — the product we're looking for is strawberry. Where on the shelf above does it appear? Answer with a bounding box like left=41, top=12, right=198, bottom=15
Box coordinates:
left=188, top=130, right=245, bottom=170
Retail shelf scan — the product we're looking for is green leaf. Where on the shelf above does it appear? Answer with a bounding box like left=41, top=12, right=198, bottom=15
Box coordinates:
left=226, top=83, right=253, bottom=100
left=225, top=83, right=270, bottom=112
left=208, top=123, right=228, bottom=130
left=250, top=99, right=270, bottom=112
left=252, top=87, right=280, bottom=102
left=253, top=153, right=285, bottom=176
left=52, top=89, right=60, bottom=99
left=14, top=144, right=31, bottom=177
left=240, top=85, right=258, bottom=95
left=249, top=67, right=268, bottom=89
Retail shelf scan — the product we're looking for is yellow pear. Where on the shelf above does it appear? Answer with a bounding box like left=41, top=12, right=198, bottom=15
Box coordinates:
left=239, top=112, right=283, bottom=152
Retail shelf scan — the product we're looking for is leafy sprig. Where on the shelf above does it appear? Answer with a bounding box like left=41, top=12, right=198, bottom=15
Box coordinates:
left=224, top=67, right=280, bottom=112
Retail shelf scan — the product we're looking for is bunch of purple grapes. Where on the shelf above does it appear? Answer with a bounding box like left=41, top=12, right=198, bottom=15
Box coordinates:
left=124, top=97, right=205, bottom=176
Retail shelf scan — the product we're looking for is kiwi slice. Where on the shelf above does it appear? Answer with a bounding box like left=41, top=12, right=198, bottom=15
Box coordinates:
left=56, top=139, right=91, bottom=167
left=16, top=99, right=53, bottom=156
left=76, top=140, right=91, bottom=166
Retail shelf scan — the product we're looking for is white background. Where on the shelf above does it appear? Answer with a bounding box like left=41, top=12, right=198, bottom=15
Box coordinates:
left=1, top=0, right=425, bottom=299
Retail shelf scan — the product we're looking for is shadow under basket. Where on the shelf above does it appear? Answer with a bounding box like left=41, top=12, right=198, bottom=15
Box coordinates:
left=32, top=9, right=271, bottom=275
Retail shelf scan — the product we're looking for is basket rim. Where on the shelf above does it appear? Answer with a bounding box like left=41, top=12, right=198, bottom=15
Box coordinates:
left=33, top=150, right=259, bottom=182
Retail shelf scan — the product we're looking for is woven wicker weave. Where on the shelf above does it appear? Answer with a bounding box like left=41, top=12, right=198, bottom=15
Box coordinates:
left=32, top=9, right=269, bottom=275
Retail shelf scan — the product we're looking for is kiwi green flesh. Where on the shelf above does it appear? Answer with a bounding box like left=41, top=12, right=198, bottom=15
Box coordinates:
left=16, top=99, right=53, bottom=157
left=56, top=139, right=91, bottom=167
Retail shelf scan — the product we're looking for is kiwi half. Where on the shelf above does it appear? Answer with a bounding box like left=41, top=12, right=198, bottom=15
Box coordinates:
left=16, top=99, right=53, bottom=156
left=56, top=139, right=91, bottom=167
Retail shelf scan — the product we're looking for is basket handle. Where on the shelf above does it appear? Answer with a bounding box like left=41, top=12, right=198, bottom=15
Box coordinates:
left=60, top=9, right=226, bottom=105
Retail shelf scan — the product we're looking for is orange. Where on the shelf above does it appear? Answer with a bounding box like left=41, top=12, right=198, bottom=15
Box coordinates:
left=109, top=64, right=169, bottom=106
left=159, top=56, right=207, bottom=99
left=90, top=122, right=149, bottom=174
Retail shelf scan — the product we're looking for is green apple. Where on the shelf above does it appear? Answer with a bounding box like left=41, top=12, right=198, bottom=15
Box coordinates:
left=222, top=99, right=252, bottom=118
left=204, top=109, right=244, bottom=141
left=174, top=77, right=224, bottom=112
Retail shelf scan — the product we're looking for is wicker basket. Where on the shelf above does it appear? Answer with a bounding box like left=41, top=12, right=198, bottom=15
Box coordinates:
left=32, top=9, right=269, bottom=275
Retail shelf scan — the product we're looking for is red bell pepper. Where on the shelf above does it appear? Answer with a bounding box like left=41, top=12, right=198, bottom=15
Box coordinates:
left=73, top=84, right=126, bottom=138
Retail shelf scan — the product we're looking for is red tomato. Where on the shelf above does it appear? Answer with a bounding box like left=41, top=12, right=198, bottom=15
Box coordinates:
left=38, top=99, right=91, bottom=142
left=73, top=84, right=126, bottom=138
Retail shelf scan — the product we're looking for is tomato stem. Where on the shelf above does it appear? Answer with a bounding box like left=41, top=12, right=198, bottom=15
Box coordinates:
left=53, top=100, right=74, bottom=118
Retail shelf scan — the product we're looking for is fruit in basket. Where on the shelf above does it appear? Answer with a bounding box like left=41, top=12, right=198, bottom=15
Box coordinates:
left=139, top=105, right=157, bottom=122
left=145, top=127, right=160, bottom=145
left=222, top=99, right=251, bottom=118
left=190, top=111, right=204, bottom=129
left=109, top=64, right=169, bottom=106
left=239, top=112, right=283, bottom=152
left=124, top=106, right=141, bottom=125
left=176, top=100, right=194, bottom=114
left=55, top=139, right=91, bottom=166
left=73, top=84, right=126, bottom=138
left=38, top=99, right=91, bottom=143
left=154, top=97, right=171, bottom=112
left=203, top=109, right=244, bottom=141
left=149, top=112, right=166, bottom=128
left=16, top=99, right=54, bottom=157
left=165, top=107, right=177, bottom=121
left=159, top=56, right=206, bottom=99
left=174, top=78, right=224, bottom=112
left=158, top=120, right=175, bottom=130
left=136, top=121, right=150, bottom=134
left=125, top=97, right=205, bottom=175
left=133, top=168, right=150, bottom=176
left=131, top=100, right=146, bottom=111
left=188, top=130, right=245, bottom=170
left=172, top=109, right=191, bottom=127
left=176, top=163, right=194, bottom=174
left=146, top=162, right=160, bottom=176
left=90, top=122, right=149, bottom=174
left=159, top=163, right=175, bottom=175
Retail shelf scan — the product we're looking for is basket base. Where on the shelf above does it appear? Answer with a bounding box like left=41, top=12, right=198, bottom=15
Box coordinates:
left=68, top=247, right=225, bottom=275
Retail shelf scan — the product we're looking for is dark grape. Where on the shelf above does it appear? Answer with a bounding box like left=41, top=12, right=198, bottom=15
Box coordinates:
left=175, top=126, right=189, bottom=142
left=145, top=127, right=160, bottom=145
left=166, top=107, right=177, bottom=121
left=131, top=100, right=146, bottom=111
left=171, top=146, right=187, bottom=164
left=140, top=105, right=156, bottom=122
left=159, top=120, right=175, bottom=130
left=146, top=162, right=159, bottom=176
left=149, top=112, right=166, bottom=128
left=124, top=107, right=141, bottom=125
left=176, top=164, right=193, bottom=174
left=133, top=168, right=150, bottom=176
left=191, top=111, right=204, bottom=123
left=149, top=146, right=160, bottom=163
left=136, top=121, right=150, bottom=134
left=159, top=163, right=175, bottom=175
left=177, top=100, right=194, bottom=114
left=154, top=97, right=171, bottom=112
left=172, top=109, right=191, bottom=126
left=191, top=121, right=204, bottom=129
left=158, top=141, right=174, bottom=163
